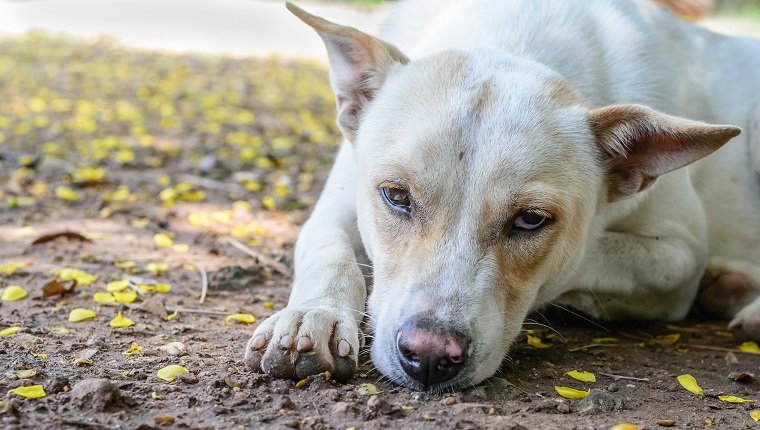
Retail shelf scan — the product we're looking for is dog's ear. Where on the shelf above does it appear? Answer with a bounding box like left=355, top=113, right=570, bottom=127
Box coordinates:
left=588, top=104, right=741, bottom=200
left=287, top=2, right=409, bottom=141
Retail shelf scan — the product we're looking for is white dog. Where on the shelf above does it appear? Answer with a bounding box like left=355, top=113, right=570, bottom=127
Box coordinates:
left=245, top=0, right=760, bottom=391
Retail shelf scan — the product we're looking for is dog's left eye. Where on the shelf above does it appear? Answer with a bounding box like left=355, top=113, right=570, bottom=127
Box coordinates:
left=380, top=186, right=412, bottom=214
left=512, top=211, right=549, bottom=231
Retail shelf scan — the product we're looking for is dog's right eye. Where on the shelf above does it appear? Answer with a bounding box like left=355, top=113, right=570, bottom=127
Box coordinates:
left=380, top=186, right=412, bottom=215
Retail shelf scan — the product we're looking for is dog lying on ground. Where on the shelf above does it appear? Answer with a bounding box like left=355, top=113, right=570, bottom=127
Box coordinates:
left=244, top=0, right=760, bottom=391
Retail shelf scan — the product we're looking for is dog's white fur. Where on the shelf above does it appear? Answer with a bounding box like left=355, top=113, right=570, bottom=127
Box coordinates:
left=245, top=0, right=760, bottom=391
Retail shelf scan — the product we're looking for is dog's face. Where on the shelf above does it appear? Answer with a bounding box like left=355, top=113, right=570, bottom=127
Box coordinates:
left=288, top=3, right=739, bottom=391
left=355, top=52, right=602, bottom=389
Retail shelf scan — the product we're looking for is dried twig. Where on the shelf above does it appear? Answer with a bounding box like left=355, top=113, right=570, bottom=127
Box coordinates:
left=198, top=264, right=208, bottom=304
left=598, top=372, right=650, bottom=382
left=223, top=236, right=292, bottom=277
left=690, top=344, right=760, bottom=356
left=568, top=343, right=624, bottom=352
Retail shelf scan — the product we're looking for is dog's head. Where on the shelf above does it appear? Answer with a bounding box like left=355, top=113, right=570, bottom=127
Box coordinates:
left=288, top=3, right=739, bottom=391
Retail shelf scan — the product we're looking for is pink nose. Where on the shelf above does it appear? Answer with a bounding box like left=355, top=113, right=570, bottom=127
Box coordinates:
left=396, top=321, right=469, bottom=389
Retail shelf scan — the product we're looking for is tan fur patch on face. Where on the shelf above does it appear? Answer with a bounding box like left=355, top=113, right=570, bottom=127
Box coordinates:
left=544, top=79, right=584, bottom=107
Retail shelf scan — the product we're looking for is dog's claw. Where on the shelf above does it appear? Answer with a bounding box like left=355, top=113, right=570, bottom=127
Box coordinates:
left=297, top=336, right=313, bottom=353
left=244, top=307, right=360, bottom=382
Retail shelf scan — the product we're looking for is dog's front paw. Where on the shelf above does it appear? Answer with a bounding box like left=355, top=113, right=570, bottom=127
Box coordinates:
left=730, top=299, right=760, bottom=340
left=243, top=307, right=360, bottom=382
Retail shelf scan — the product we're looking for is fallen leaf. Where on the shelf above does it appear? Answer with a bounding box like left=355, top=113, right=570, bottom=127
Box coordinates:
left=400, top=405, right=414, bottom=411
left=356, top=383, right=381, bottom=395
left=225, top=313, right=256, bottom=324
left=7, top=385, right=46, bottom=399
left=295, top=379, right=308, bottom=389
left=146, top=262, right=168, bottom=274
left=718, top=395, right=754, bottom=404
left=739, top=341, right=760, bottom=353
left=527, top=334, right=551, bottom=349
left=123, top=342, right=143, bottom=355
left=154, top=416, right=175, bottom=424
left=0, top=261, right=29, bottom=275
left=50, top=327, right=71, bottom=334
left=106, top=280, right=129, bottom=292
left=110, top=311, right=135, bottom=328
left=591, top=337, right=620, bottom=343
left=113, top=290, right=137, bottom=303
left=137, top=295, right=168, bottom=319
left=6, top=369, right=37, bottom=379
left=2, top=285, right=27, bottom=301
left=32, top=231, right=90, bottom=244
left=155, top=283, right=172, bottom=293
left=728, top=371, right=753, bottom=383
left=153, top=232, right=174, bottom=248
left=42, top=279, right=77, bottom=298
left=750, top=410, right=760, bottom=422
left=554, top=386, right=590, bottom=399
left=73, top=357, right=94, bottom=366
left=677, top=374, right=703, bottom=396
left=55, top=186, right=80, bottom=201
left=655, top=334, right=681, bottom=345
left=566, top=370, right=596, bottom=383
left=157, top=365, right=189, bottom=382
left=0, top=326, right=21, bottom=336
left=57, top=268, right=97, bottom=285
left=609, top=424, right=639, bottom=430
left=93, top=292, right=116, bottom=303
left=69, top=308, right=97, bottom=322
left=164, top=311, right=178, bottom=321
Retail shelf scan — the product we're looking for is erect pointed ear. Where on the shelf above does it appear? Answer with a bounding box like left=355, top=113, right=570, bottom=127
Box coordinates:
left=287, top=2, right=409, bottom=141
left=588, top=104, right=741, bottom=200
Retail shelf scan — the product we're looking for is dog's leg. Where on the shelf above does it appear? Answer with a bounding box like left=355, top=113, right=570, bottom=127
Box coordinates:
left=699, top=257, right=760, bottom=339
left=243, top=142, right=367, bottom=381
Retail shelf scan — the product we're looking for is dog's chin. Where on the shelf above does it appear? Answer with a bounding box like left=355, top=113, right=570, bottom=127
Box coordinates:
left=369, top=341, right=505, bottom=393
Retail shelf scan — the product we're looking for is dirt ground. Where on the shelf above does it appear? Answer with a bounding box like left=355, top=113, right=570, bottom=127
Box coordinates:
left=2, top=34, right=760, bottom=430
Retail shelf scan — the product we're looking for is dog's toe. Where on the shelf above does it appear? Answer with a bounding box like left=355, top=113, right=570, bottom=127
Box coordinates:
left=243, top=307, right=360, bottom=381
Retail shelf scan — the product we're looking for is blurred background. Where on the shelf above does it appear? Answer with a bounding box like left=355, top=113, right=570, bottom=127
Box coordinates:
left=0, top=0, right=758, bottom=240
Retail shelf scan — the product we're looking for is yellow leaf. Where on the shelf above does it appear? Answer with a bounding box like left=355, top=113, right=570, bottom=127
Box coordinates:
left=7, top=369, right=37, bottom=379
left=527, top=334, right=551, bottom=349
left=93, top=292, right=116, bottom=303
left=110, top=311, right=135, bottom=328
left=295, top=379, right=309, bottom=389
left=130, top=218, right=149, bottom=228
left=714, top=330, right=734, bottom=338
left=123, top=342, right=143, bottom=355
left=262, top=196, right=277, bottom=211
left=566, top=370, right=596, bottom=383
left=655, top=334, right=681, bottom=345
left=0, top=326, right=21, bottom=336
left=0, top=261, right=28, bottom=275
left=55, top=186, right=80, bottom=201
left=718, top=395, right=753, bottom=404
left=171, top=244, right=189, bottom=253
left=157, top=365, right=189, bottom=382
left=750, top=410, right=760, bottom=422
left=7, top=385, right=46, bottom=399
left=69, top=308, right=97, bottom=322
left=554, top=386, right=590, bottom=399
left=164, top=311, right=178, bottom=321
left=609, top=424, right=639, bottom=430
left=50, top=327, right=70, bottom=334
left=106, top=280, right=129, bottom=292
left=115, top=260, right=136, bottom=270
left=113, top=290, right=137, bottom=303
left=57, top=268, right=97, bottom=285
left=155, top=283, right=172, bottom=293
left=357, top=383, right=381, bottom=395
left=677, top=374, right=703, bottom=396
left=225, top=313, right=256, bottom=324
left=153, top=233, right=174, bottom=248
left=72, top=166, right=105, bottom=183
left=739, top=341, right=760, bottom=353
left=591, top=337, right=620, bottom=343
left=137, top=284, right=156, bottom=293
left=146, top=262, right=168, bottom=274
left=30, top=352, right=47, bottom=359
left=1, top=285, right=27, bottom=301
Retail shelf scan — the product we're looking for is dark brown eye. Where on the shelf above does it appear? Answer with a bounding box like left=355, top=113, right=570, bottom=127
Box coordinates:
left=512, top=211, right=548, bottom=231
left=381, top=187, right=412, bottom=214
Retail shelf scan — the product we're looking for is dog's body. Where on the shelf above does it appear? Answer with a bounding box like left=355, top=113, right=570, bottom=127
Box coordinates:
left=245, top=0, right=760, bottom=391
